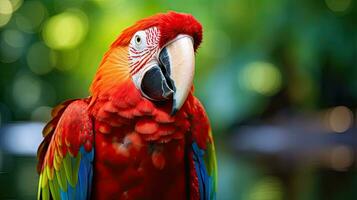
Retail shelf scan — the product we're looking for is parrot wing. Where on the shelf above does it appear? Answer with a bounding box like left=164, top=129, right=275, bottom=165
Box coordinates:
left=37, top=98, right=94, bottom=200
left=189, top=97, right=217, bottom=200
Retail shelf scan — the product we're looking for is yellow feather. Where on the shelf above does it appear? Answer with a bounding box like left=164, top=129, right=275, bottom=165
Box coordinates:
left=46, top=165, right=54, bottom=180
left=37, top=174, right=42, bottom=200
left=54, top=151, right=61, bottom=171
left=41, top=171, right=48, bottom=188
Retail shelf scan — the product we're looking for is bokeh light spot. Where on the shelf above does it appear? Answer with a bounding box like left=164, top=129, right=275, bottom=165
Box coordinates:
left=2, top=29, right=25, bottom=48
left=0, top=0, right=13, bottom=14
left=9, top=0, right=23, bottom=11
left=31, top=106, right=52, bottom=122
left=325, top=0, right=351, bottom=12
left=330, top=145, right=353, bottom=171
left=43, top=10, right=88, bottom=50
left=241, top=62, right=282, bottom=96
left=15, top=0, right=47, bottom=33
left=26, top=42, right=56, bottom=75
left=0, top=0, right=13, bottom=27
left=0, top=32, right=23, bottom=63
left=247, top=176, right=283, bottom=200
left=327, top=106, right=353, bottom=133
left=12, top=74, right=42, bottom=109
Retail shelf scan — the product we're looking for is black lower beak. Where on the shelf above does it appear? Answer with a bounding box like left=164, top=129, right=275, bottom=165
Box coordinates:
left=140, top=65, right=173, bottom=101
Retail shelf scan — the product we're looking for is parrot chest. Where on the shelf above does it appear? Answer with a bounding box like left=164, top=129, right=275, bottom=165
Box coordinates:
left=93, top=132, right=188, bottom=199
left=91, top=100, right=192, bottom=199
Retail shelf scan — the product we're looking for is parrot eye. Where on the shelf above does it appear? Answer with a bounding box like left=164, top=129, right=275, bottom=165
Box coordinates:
left=135, top=35, right=142, bottom=45
left=132, top=31, right=147, bottom=50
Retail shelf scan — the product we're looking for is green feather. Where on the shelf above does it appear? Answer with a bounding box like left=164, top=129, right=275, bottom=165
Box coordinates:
left=72, top=152, right=82, bottom=186
left=63, top=153, right=73, bottom=187
left=204, top=130, right=218, bottom=195
left=56, top=163, right=67, bottom=191
left=41, top=182, right=50, bottom=200
left=37, top=174, right=42, bottom=200
left=63, top=151, right=82, bottom=187
left=48, top=176, right=61, bottom=200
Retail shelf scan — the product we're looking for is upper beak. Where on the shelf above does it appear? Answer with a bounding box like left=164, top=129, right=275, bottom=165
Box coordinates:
left=159, top=35, right=195, bottom=115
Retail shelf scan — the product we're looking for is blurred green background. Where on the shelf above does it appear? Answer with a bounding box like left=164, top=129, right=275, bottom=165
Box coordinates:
left=0, top=0, right=356, bottom=199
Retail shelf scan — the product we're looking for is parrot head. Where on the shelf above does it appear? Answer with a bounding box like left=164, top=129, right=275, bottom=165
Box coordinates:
left=91, top=11, right=202, bottom=115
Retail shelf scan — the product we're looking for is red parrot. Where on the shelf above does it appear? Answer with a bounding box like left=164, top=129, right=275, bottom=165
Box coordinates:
left=37, top=11, right=217, bottom=200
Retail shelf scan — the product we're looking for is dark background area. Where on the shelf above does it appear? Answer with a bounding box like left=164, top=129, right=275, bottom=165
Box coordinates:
left=0, top=0, right=356, bottom=199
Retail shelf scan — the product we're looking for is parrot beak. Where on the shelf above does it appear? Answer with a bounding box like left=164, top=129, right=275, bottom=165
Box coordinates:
left=159, top=35, right=195, bottom=115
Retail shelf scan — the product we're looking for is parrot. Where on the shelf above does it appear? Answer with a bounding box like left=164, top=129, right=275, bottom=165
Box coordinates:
left=37, top=11, right=217, bottom=200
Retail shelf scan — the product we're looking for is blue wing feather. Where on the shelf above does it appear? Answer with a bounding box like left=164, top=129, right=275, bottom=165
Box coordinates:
left=192, top=142, right=215, bottom=200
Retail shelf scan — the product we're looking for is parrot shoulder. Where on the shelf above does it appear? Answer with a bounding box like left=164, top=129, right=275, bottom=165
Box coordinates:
left=37, top=98, right=94, bottom=200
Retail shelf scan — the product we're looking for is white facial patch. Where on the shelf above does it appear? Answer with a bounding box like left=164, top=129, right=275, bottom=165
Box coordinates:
left=128, top=27, right=161, bottom=91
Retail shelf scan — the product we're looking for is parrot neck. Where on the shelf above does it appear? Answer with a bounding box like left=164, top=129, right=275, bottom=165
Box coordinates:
left=90, top=47, right=131, bottom=102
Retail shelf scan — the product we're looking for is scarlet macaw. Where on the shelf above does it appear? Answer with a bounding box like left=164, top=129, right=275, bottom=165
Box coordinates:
left=37, top=11, right=217, bottom=200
